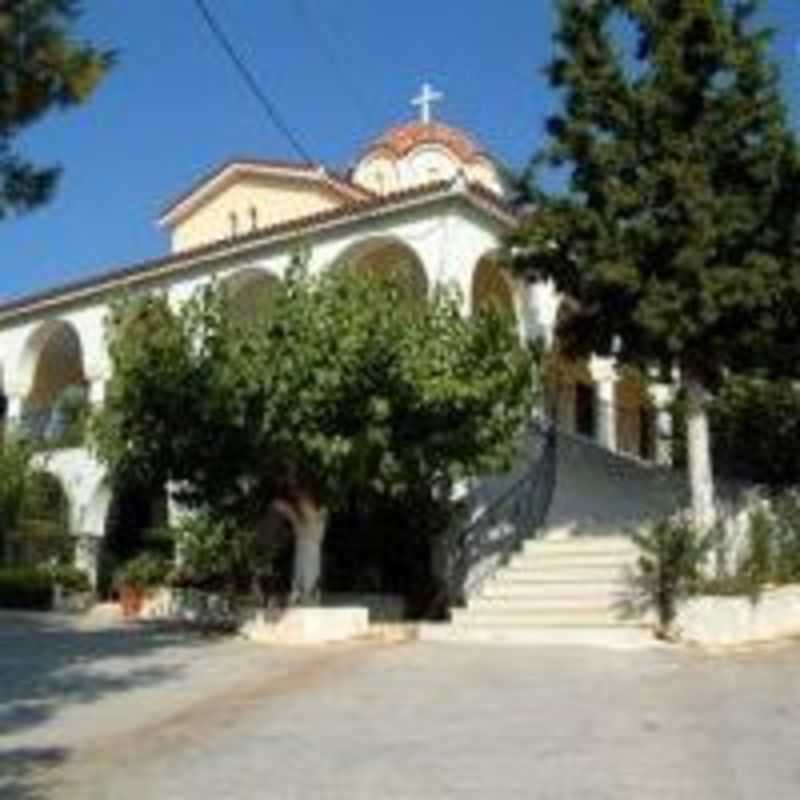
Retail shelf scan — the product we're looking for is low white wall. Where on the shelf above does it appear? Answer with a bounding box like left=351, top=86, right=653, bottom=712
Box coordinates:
left=140, top=588, right=403, bottom=625
left=676, top=585, right=800, bottom=646
left=240, top=607, right=369, bottom=644
left=323, top=592, right=405, bottom=622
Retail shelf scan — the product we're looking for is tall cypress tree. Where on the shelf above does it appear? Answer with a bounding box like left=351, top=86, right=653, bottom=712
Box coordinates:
left=510, top=0, right=800, bottom=527
left=0, top=1, right=113, bottom=219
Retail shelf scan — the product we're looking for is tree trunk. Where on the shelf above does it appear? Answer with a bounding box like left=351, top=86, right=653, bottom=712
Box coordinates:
left=684, top=372, right=716, bottom=531
left=273, top=494, right=327, bottom=606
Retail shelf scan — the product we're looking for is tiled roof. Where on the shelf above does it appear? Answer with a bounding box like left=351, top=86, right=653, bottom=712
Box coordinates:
left=364, top=121, right=488, bottom=163
left=0, top=179, right=517, bottom=321
left=158, top=158, right=373, bottom=225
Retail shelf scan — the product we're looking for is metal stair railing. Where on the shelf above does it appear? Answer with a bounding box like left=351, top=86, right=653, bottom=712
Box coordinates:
left=439, top=419, right=558, bottom=609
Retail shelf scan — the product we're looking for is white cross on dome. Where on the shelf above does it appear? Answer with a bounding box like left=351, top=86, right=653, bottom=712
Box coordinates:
left=411, top=82, right=443, bottom=124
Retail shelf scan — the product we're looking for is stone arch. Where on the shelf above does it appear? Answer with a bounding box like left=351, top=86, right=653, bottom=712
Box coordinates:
left=615, top=369, right=655, bottom=460
left=545, top=301, right=595, bottom=437
left=83, top=479, right=113, bottom=538
left=546, top=354, right=595, bottom=438
left=471, top=252, right=516, bottom=317
left=17, top=320, right=88, bottom=442
left=221, top=267, right=280, bottom=323
left=331, top=237, right=429, bottom=302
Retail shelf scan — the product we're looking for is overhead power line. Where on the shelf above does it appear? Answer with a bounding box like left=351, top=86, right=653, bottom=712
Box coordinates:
left=193, top=0, right=315, bottom=164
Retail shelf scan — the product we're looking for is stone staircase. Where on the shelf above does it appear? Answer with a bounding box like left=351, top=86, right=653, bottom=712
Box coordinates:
left=422, top=535, right=653, bottom=646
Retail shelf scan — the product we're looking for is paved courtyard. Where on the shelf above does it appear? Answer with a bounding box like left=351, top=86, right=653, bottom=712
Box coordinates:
left=1, top=613, right=799, bottom=799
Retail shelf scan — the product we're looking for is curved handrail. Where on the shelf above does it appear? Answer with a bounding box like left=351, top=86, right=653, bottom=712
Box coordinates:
left=438, top=420, right=558, bottom=610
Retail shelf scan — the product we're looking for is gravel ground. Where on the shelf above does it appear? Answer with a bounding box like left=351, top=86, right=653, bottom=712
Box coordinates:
left=1, top=612, right=799, bottom=800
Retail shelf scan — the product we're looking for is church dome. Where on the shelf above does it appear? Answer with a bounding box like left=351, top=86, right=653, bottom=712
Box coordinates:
left=366, top=121, right=487, bottom=164
left=352, top=119, right=505, bottom=198
left=351, top=86, right=506, bottom=198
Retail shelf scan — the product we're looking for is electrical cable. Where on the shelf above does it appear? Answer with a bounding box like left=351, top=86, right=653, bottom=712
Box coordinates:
left=193, top=0, right=315, bottom=164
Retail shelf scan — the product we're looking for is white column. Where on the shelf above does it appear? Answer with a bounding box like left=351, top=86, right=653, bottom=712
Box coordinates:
left=3, top=393, right=24, bottom=436
left=74, top=535, right=102, bottom=589
left=590, top=357, right=617, bottom=452
left=525, top=279, right=560, bottom=348
left=88, top=377, right=106, bottom=407
left=167, top=482, right=192, bottom=566
left=649, top=383, right=676, bottom=466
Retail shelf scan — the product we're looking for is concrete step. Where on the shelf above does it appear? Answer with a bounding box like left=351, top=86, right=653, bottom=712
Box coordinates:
left=451, top=607, right=641, bottom=627
left=517, top=549, right=639, bottom=567
left=499, top=563, right=635, bottom=582
left=480, top=579, right=627, bottom=599
left=420, top=622, right=655, bottom=648
left=429, top=536, right=654, bottom=648
left=505, top=556, right=638, bottom=574
left=523, top=536, right=637, bottom=556
left=467, top=595, right=630, bottom=612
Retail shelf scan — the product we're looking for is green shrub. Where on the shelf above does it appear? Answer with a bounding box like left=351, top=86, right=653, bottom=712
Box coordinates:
left=50, top=564, right=91, bottom=594
left=0, top=566, right=53, bottom=610
left=0, top=440, right=33, bottom=558
left=771, top=492, right=800, bottom=584
left=736, top=508, right=775, bottom=601
left=632, top=516, right=715, bottom=634
left=672, top=376, right=800, bottom=488
left=169, top=512, right=293, bottom=603
left=698, top=494, right=800, bottom=601
left=113, top=552, right=171, bottom=591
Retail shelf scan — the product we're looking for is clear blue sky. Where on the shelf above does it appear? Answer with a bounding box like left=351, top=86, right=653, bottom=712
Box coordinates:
left=3, top=0, right=799, bottom=300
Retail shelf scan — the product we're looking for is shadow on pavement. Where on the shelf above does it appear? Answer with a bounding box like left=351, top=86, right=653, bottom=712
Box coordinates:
left=0, top=747, right=69, bottom=800
left=0, top=612, right=220, bottom=798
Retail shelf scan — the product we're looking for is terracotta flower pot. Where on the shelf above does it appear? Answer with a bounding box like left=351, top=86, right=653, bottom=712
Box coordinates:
left=119, top=584, right=145, bottom=618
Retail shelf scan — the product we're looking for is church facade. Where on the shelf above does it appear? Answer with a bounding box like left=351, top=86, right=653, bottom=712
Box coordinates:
left=0, top=93, right=663, bottom=582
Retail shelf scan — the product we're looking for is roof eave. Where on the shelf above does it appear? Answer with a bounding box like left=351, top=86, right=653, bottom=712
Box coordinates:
left=0, top=182, right=516, bottom=325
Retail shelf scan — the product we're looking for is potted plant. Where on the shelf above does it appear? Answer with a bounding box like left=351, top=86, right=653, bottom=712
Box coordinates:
left=114, top=552, right=171, bottom=618
left=51, top=563, right=93, bottom=612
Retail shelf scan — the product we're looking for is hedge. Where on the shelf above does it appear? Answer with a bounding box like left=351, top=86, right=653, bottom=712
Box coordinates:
left=0, top=567, right=53, bottom=610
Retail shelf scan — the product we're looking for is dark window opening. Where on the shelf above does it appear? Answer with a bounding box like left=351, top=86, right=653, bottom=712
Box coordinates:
left=575, top=382, right=596, bottom=439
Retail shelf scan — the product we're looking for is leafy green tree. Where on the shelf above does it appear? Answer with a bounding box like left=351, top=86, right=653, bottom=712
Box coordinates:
left=0, top=0, right=113, bottom=218
left=510, top=0, right=800, bottom=528
left=0, top=438, right=71, bottom=565
left=673, top=374, right=800, bottom=489
left=0, top=439, right=32, bottom=560
left=93, top=265, right=536, bottom=603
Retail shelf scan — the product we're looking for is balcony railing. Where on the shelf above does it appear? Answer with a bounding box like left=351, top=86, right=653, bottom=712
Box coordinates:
left=18, top=406, right=87, bottom=450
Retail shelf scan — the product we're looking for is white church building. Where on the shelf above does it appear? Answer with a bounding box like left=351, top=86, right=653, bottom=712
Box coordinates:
left=0, top=88, right=667, bottom=590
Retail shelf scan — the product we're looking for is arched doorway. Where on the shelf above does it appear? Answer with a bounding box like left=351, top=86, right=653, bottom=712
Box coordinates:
left=545, top=353, right=595, bottom=438
left=98, top=481, right=169, bottom=597
left=332, top=237, right=428, bottom=303
left=471, top=254, right=516, bottom=318
left=18, top=321, right=88, bottom=445
left=545, top=302, right=595, bottom=437
left=615, top=370, right=656, bottom=460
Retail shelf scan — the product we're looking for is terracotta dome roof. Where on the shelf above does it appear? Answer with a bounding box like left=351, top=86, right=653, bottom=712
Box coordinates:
left=366, top=121, right=487, bottom=163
